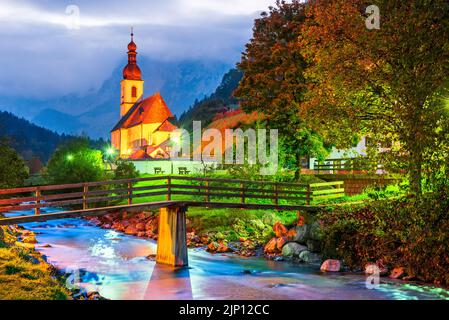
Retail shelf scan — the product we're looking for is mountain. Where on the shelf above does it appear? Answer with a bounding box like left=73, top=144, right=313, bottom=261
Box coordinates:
left=0, top=111, right=76, bottom=163
left=179, top=68, right=243, bottom=131
left=0, top=58, right=231, bottom=139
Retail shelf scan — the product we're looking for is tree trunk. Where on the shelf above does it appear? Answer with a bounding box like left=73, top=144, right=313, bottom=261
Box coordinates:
left=294, top=151, right=301, bottom=181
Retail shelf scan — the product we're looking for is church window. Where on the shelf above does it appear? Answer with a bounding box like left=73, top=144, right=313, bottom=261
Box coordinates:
left=132, top=86, right=137, bottom=98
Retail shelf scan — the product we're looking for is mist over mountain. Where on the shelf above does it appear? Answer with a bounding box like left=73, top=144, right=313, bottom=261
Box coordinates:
left=0, top=58, right=232, bottom=139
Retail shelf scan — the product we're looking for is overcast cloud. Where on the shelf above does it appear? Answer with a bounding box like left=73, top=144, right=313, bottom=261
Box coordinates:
left=0, top=0, right=275, bottom=99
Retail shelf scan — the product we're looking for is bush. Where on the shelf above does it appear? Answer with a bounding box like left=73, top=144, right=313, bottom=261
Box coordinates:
left=319, top=185, right=449, bottom=286
left=113, top=160, right=139, bottom=181
left=45, top=138, right=106, bottom=184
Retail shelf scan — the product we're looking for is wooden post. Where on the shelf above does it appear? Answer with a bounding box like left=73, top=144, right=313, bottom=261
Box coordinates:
left=240, top=182, right=245, bottom=204
left=167, top=177, right=172, bottom=201
left=83, top=184, right=88, bottom=210
left=127, top=182, right=132, bottom=205
left=35, top=188, right=41, bottom=215
left=274, top=183, right=279, bottom=205
left=205, top=180, right=210, bottom=202
left=306, top=184, right=311, bottom=205
left=156, top=206, right=188, bottom=267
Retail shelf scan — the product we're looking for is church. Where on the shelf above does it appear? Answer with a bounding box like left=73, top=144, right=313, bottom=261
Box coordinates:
left=111, top=31, right=179, bottom=159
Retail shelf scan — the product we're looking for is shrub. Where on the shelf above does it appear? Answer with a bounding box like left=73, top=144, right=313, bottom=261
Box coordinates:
left=319, top=185, right=449, bottom=286
left=45, top=138, right=106, bottom=184
left=113, top=160, right=139, bottom=181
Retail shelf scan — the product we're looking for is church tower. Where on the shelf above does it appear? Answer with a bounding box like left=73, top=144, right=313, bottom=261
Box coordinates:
left=120, top=29, right=144, bottom=117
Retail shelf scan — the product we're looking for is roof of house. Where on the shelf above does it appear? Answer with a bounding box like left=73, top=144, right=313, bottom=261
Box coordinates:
left=155, top=119, right=178, bottom=132
left=111, top=92, right=175, bottom=132
left=129, top=149, right=152, bottom=160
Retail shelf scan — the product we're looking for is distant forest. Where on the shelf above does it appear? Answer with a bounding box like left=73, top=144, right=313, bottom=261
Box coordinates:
left=0, top=111, right=106, bottom=165
left=178, top=68, right=243, bottom=131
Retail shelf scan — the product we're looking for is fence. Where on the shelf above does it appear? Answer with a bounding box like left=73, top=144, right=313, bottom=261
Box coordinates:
left=0, top=176, right=345, bottom=215
left=314, top=158, right=383, bottom=174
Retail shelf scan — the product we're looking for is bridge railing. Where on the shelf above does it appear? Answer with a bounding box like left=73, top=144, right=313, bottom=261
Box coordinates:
left=0, top=176, right=345, bottom=215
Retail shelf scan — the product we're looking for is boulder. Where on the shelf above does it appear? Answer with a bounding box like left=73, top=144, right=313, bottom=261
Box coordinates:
left=291, top=225, right=309, bottom=244
left=308, top=221, right=323, bottom=241
left=306, top=239, right=322, bottom=253
left=320, top=259, right=342, bottom=272
left=276, top=237, right=287, bottom=251
left=135, top=223, right=146, bottom=231
left=281, top=242, right=308, bottom=258
left=298, top=250, right=322, bottom=264
left=365, top=263, right=388, bottom=276
left=273, top=222, right=288, bottom=238
left=124, top=225, right=138, bottom=235
left=22, top=234, right=37, bottom=244
left=264, top=237, right=278, bottom=254
left=389, top=267, right=405, bottom=279
left=286, top=228, right=297, bottom=241
left=207, top=241, right=219, bottom=253
left=217, top=242, right=231, bottom=253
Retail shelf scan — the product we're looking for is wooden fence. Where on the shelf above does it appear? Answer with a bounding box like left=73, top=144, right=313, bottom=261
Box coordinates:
left=314, top=158, right=383, bottom=174
left=0, top=176, right=345, bottom=215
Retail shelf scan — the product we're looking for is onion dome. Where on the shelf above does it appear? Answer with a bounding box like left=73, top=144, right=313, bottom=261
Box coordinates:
left=123, top=28, right=142, bottom=80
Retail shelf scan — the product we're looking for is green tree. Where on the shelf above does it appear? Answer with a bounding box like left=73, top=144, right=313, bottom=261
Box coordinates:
left=0, top=138, right=29, bottom=189
left=300, top=0, right=449, bottom=194
left=113, top=160, right=139, bottom=181
left=235, top=0, right=330, bottom=179
left=45, top=138, right=106, bottom=184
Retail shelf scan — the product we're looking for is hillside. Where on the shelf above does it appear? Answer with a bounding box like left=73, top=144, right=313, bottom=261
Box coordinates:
left=178, top=68, right=243, bottom=131
left=0, top=111, right=75, bottom=163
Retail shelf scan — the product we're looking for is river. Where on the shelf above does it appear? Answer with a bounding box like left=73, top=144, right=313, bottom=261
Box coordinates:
left=5, top=208, right=449, bottom=300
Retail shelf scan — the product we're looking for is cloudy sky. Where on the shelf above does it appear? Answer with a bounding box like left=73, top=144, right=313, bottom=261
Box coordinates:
left=0, top=0, right=275, bottom=99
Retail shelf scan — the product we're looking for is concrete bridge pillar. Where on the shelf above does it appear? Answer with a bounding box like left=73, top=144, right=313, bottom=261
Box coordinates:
left=156, top=206, right=188, bottom=267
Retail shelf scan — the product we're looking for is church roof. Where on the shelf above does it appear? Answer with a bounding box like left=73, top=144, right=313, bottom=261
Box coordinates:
left=155, top=119, right=178, bottom=132
left=129, top=149, right=152, bottom=160
left=111, top=92, right=175, bottom=132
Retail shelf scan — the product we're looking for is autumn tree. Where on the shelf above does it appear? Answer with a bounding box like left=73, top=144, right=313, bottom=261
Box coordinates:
left=235, top=0, right=330, bottom=179
left=299, top=0, right=449, bottom=194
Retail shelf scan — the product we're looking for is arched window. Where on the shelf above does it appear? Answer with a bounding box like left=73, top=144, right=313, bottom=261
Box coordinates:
left=131, top=86, right=137, bottom=98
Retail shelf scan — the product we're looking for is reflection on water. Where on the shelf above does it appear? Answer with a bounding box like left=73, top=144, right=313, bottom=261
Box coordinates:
left=5, top=209, right=449, bottom=300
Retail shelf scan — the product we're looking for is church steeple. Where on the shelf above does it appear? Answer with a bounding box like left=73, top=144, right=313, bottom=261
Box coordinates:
left=120, top=28, right=144, bottom=117
left=123, top=27, right=142, bottom=80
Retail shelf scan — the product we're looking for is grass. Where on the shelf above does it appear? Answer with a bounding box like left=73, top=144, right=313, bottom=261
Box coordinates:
left=0, top=226, right=70, bottom=300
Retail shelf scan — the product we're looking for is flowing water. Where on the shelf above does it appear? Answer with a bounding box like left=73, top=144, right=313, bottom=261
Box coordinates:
left=5, top=208, right=449, bottom=300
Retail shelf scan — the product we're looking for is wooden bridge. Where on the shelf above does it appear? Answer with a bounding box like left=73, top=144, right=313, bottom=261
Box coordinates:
left=0, top=176, right=344, bottom=267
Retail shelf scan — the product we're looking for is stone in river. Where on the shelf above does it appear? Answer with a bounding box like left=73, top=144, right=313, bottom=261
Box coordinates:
left=298, top=250, right=322, bottom=264
left=291, top=225, right=309, bottom=244
left=320, top=259, right=342, bottom=272
left=389, top=267, right=405, bottom=279
left=281, top=242, right=308, bottom=258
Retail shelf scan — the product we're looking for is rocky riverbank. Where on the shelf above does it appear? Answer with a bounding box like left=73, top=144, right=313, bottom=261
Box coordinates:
left=85, top=210, right=434, bottom=286
left=86, top=210, right=326, bottom=264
